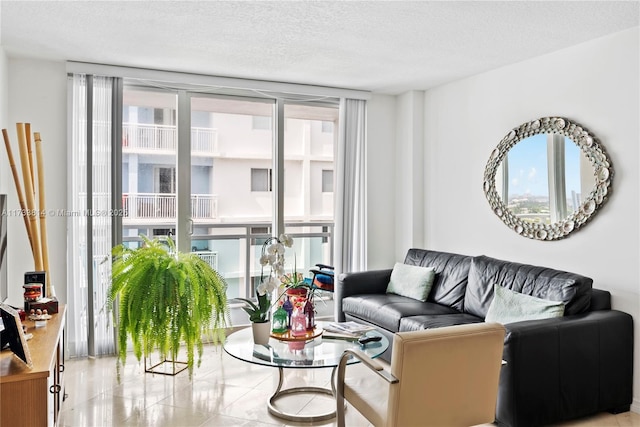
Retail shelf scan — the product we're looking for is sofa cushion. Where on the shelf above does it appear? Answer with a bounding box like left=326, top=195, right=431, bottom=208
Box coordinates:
left=386, top=262, right=436, bottom=302
left=485, top=284, right=565, bottom=324
left=404, top=249, right=472, bottom=312
left=342, top=294, right=460, bottom=332
left=464, top=255, right=592, bottom=319
left=399, top=313, right=483, bottom=332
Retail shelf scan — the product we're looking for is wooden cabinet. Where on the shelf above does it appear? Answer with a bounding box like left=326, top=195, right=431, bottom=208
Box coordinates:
left=1, top=305, right=66, bottom=427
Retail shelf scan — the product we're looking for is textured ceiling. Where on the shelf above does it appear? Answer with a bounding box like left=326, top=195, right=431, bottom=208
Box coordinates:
left=1, top=1, right=638, bottom=94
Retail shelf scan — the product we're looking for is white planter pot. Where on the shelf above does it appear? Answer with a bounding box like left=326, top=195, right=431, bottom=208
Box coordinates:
left=251, top=321, right=271, bottom=345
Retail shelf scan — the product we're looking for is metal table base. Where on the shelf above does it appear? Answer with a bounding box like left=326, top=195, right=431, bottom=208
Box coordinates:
left=267, top=366, right=340, bottom=422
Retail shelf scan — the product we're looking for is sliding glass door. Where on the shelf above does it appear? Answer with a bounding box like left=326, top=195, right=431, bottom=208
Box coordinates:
left=189, top=95, right=276, bottom=301
left=282, top=103, right=337, bottom=278
left=120, top=84, right=338, bottom=324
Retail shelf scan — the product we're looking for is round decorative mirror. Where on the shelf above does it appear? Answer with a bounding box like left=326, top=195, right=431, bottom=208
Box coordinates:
left=483, top=117, right=613, bottom=240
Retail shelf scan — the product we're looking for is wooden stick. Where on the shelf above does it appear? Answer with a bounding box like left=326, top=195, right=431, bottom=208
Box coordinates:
left=26, top=123, right=35, bottom=198
left=35, top=132, right=53, bottom=297
left=16, top=123, right=42, bottom=271
left=2, top=128, right=35, bottom=256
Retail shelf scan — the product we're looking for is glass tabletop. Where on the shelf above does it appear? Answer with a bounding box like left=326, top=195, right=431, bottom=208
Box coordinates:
left=223, top=322, right=389, bottom=369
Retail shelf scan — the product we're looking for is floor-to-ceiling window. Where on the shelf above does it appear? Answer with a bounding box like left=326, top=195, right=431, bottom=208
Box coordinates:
left=121, top=86, right=338, bottom=319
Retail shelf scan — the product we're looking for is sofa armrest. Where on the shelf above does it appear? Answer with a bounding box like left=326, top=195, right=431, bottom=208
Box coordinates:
left=496, top=310, right=633, bottom=427
left=335, top=269, right=392, bottom=321
left=590, top=288, right=612, bottom=310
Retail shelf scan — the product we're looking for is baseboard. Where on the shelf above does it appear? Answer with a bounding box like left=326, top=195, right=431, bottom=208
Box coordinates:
left=630, top=398, right=640, bottom=413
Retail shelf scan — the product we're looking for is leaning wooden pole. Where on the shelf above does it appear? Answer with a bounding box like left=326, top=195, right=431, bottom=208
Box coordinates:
left=2, top=128, right=35, bottom=256
left=34, top=132, right=53, bottom=297
left=16, top=123, right=43, bottom=271
left=26, top=123, right=35, bottom=198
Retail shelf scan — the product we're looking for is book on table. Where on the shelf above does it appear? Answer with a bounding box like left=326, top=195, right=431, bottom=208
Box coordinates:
left=323, top=321, right=375, bottom=338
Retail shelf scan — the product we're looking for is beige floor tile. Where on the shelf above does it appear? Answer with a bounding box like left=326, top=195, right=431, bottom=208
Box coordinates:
left=551, top=412, right=619, bottom=427
left=59, top=393, right=141, bottom=427
left=60, top=351, right=637, bottom=427
left=218, top=386, right=311, bottom=424
left=200, top=414, right=282, bottom=426
left=159, top=378, right=253, bottom=413
left=618, top=411, right=640, bottom=427
left=119, top=402, right=210, bottom=427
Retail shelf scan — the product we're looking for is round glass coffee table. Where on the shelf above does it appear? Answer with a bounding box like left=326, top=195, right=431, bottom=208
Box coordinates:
left=223, top=322, right=389, bottom=422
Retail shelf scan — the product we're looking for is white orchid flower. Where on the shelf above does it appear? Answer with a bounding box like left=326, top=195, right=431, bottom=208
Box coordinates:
left=279, top=234, right=294, bottom=248
left=273, top=262, right=285, bottom=276
left=256, top=281, right=268, bottom=296
left=274, top=243, right=285, bottom=255
left=259, top=254, right=270, bottom=266
left=266, top=276, right=279, bottom=292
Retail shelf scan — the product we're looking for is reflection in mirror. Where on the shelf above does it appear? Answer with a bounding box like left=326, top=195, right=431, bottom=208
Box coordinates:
left=484, top=117, right=612, bottom=241
left=495, top=134, right=595, bottom=225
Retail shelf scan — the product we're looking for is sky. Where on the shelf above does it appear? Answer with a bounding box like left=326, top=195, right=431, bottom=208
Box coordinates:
left=505, top=133, right=582, bottom=198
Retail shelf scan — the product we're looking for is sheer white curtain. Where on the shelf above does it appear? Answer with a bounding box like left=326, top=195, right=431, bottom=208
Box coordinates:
left=68, top=74, right=117, bottom=357
left=334, top=98, right=367, bottom=317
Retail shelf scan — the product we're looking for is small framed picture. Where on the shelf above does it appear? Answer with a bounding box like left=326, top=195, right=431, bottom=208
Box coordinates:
left=0, top=303, right=32, bottom=367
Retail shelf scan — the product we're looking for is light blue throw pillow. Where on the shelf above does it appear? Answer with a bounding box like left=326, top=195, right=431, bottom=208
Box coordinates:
left=485, top=284, right=565, bottom=324
left=386, top=262, right=436, bottom=302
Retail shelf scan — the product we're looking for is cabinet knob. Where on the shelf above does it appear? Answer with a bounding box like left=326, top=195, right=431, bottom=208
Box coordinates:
left=59, top=364, right=65, bottom=373
left=49, top=384, right=62, bottom=394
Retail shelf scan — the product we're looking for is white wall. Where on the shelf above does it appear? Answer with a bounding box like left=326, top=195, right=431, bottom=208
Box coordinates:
left=422, top=27, right=640, bottom=410
left=5, top=58, right=67, bottom=305
left=394, top=91, right=425, bottom=260
left=0, top=47, right=8, bottom=191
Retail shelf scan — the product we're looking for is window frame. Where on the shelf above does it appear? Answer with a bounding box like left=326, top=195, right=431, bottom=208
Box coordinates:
left=251, top=167, right=273, bottom=192
left=321, top=169, right=334, bottom=193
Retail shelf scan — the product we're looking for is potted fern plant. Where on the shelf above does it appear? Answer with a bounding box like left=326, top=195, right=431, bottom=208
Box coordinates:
left=108, top=235, right=229, bottom=377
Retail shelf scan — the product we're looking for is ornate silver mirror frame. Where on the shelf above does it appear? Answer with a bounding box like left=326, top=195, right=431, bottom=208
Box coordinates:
left=483, top=117, right=613, bottom=240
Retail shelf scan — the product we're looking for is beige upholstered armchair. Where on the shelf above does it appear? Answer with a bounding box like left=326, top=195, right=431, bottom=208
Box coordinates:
left=335, top=322, right=506, bottom=427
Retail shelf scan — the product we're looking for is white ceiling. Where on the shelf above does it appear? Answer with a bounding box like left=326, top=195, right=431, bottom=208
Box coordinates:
left=1, top=1, right=638, bottom=94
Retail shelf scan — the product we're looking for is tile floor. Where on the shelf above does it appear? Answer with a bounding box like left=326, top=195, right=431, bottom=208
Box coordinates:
left=59, top=342, right=640, bottom=427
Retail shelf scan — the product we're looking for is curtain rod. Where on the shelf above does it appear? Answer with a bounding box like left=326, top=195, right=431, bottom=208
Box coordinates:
left=66, top=61, right=371, bottom=101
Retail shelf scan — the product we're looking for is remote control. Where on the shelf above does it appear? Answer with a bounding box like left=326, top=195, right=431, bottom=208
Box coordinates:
left=358, top=335, right=382, bottom=346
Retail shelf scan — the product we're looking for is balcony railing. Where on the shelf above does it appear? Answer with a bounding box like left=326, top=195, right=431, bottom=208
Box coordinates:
left=195, top=251, right=218, bottom=270
left=122, top=123, right=218, bottom=154
left=122, top=221, right=334, bottom=299
left=122, top=193, right=218, bottom=219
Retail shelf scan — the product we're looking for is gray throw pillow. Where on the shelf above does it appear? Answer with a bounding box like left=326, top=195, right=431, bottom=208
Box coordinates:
left=485, top=284, right=565, bottom=324
left=386, top=262, right=436, bottom=302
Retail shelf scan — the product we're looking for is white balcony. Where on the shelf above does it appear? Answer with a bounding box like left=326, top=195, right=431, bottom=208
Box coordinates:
left=122, top=193, right=218, bottom=220
left=194, top=251, right=218, bottom=271
left=122, top=123, right=218, bottom=155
